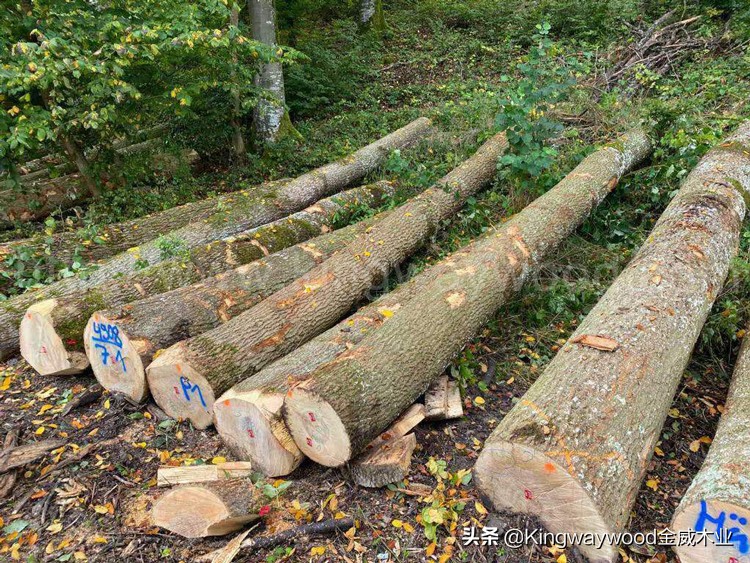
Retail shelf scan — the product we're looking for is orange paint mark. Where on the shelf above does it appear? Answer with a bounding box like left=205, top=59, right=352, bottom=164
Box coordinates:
left=251, top=323, right=293, bottom=352
left=544, top=462, right=556, bottom=473
left=223, top=400, right=231, bottom=406
left=176, top=364, right=182, bottom=374
left=26, top=313, right=32, bottom=319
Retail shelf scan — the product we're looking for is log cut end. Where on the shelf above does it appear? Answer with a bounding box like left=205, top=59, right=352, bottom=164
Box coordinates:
left=146, top=349, right=215, bottom=429
left=474, top=440, right=616, bottom=563
left=672, top=499, right=750, bottom=563
left=20, top=300, right=90, bottom=376
left=283, top=386, right=351, bottom=467
left=84, top=313, right=147, bottom=403
left=214, top=390, right=303, bottom=477
left=350, top=433, right=417, bottom=488
left=152, top=484, right=260, bottom=538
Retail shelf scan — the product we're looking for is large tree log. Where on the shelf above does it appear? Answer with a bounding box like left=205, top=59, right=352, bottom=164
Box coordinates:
left=0, top=118, right=432, bottom=361
left=22, top=180, right=397, bottom=379
left=672, top=331, right=750, bottom=563
left=152, top=479, right=268, bottom=538
left=147, top=132, right=509, bottom=429
left=214, top=251, right=469, bottom=476
left=472, top=124, right=750, bottom=563
left=281, top=129, right=652, bottom=470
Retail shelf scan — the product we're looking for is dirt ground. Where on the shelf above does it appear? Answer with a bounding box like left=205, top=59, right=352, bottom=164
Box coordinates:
left=0, top=311, right=727, bottom=563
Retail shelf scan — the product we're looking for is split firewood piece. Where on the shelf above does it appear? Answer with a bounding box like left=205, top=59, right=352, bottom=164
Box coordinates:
left=24, top=180, right=398, bottom=379
left=0, top=438, right=66, bottom=473
left=474, top=122, right=750, bottom=562
left=157, top=462, right=254, bottom=487
left=424, top=375, right=463, bottom=421
left=0, top=430, right=19, bottom=498
left=1, top=117, right=432, bottom=362
left=282, top=130, right=652, bottom=469
left=350, top=434, right=417, bottom=488
left=61, top=384, right=103, bottom=416
left=148, top=133, right=509, bottom=429
left=364, top=404, right=424, bottom=450
left=152, top=479, right=268, bottom=538
left=671, top=329, right=750, bottom=563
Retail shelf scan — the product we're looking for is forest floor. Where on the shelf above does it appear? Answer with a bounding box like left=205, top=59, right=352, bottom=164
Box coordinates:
left=2, top=1, right=750, bottom=562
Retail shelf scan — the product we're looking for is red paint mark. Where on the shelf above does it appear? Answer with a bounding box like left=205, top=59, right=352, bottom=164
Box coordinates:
left=306, top=437, right=313, bottom=447
left=174, top=386, right=180, bottom=396
left=729, top=558, right=739, bottom=563
left=308, top=412, right=316, bottom=422
left=259, top=505, right=271, bottom=517
left=524, top=489, right=533, bottom=500
left=66, top=339, right=77, bottom=346
left=26, top=313, right=32, bottom=319
left=40, top=346, right=47, bottom=354
left=247, top=429, right=255, bottom=439
left=543, top=462, right=556, bottom=473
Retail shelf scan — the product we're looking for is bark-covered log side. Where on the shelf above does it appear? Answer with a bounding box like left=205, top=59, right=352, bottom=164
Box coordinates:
left=147, top=133, right=508, bottom=428
left=22, top=180, right=397, bottom=378
left=152, top=479, right=266, bottom=538
left=83, top=213, right=388, bottom=402
left=473, top=124, right=750, bottom=563
left=281, top=130, right=652, bottom=469
left=0, top=118, right=432, bottom=360
left=672, top=330, right=750, bottom=563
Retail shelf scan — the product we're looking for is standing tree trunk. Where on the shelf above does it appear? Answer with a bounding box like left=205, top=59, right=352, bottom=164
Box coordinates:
left=672, top=330, right=750, bottom=563
left=249, top=0, right=297, bottom=143
left=280, top=130, right=652, bottom=471
left=0, top=117, right=431, bottom=361
left=230, top=3, right=248, bottom=164
left=147, top=133, right=508, bottom=429
left=473, top=124, right=750, bottom=563
left=360, top=0, right=386, bottom=32
left=21, top=180, right=398, bottom=379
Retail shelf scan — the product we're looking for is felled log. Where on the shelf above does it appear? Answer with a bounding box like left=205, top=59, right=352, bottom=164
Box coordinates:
left=0, top=117, right=432, bottom=361
left=157, top=462, right=254, bottom=487
left=281, top=129, right=652, bottom=468
left=0, top=438, right=65, bottom=473
left=147, top=132, right=508, bottom=429
left=21, top=180, right=398, bottom=378
left=214, top=255, right=462, bottom=476
left=473, top=124, right=750, bottom=562
left=671, top=331, right=750, bottom=563
left=152, top=479, right=268, bottom=538
left=424, top=375, right=463, bottom=421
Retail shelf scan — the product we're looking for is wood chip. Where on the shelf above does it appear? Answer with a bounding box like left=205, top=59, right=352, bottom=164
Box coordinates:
left=570, top=334, right=620, bottom=352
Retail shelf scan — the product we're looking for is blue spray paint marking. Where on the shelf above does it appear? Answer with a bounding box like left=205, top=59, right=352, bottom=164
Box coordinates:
left=180, top=376, right=207, bottom=408
left=91, top=321, right=126, bottom=372
left=695, top=499, right=749, bottom=554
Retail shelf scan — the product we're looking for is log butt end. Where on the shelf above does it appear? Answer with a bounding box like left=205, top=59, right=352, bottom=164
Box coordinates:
left=283, top=387, right=351, bottom=468
left=214, top=391, right=303, bottom=477
left=20, top=300, right=89, bottom=376
left=84, top=314, right=147, bottom=403
left=146, top=351, right=215, bottom=429
left=152, top=486, right=258, bottom=538
left=474, top=440, right=615, bottom=562
left=672, top=499, right=750, bottom=563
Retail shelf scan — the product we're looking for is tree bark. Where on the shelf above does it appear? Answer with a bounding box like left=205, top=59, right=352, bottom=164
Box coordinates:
left=152, top=479, right=267, bottom=538
left=360, top=0, right=386, bottom=32
left=280, top=130, right=652, bottom=471
left=350, top=433, right=416, bottom=488
left=20, top=180, right=398, bottom=379
left=672, top=330, right=750, bottom=563
left=230, top=4, right=248, bottom=164
left=157, top=462, right=254, bottom=487
left=147, top=132, right=508, bottom=430
left=0, top=117, right=432, bottom=360
left=473, top=124, right=750, bottom=563
left=58, top=134, right=101, bottom=198
left=249, top=0, right=297, bottom=143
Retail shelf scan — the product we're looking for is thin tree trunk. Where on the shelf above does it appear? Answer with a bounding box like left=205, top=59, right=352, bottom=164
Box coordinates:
left=20, top=181, right=398, bottom=379
left=672, top=329, right=750, bottom=563
left=147, top=133, right=508, bottom=429
left=0, top=117, right=431, bottom=361
left=249, top=0, right=297, bottom=143
left=473, top=124, right=750, bottom=563
left=360, top=0, right=386, bottom=31
left=280, top=130, right=652, bottom=471
left=58, top=134, right=101, bottom=198
left=230, top=4, right=248, bottom=164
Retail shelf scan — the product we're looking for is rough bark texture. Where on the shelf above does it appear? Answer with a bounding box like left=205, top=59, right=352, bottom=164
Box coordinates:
left=672, top=330, right=750, bottom=563
left=0, top=118, right=431, bottom=361
left=152, top=479, right=266, bottom=538
left=22, top=181, right=397, bottom=379
left=147, top=132, right=508, bottom=429
left=229, top=5, right=248, bottom=164
left=473, top=124, right=750, bottom=563
left=360, top=0, right=386, bottom=31
left=281, top=130, right=652, bottom=470
left=350, top=433, right=416, bottom=488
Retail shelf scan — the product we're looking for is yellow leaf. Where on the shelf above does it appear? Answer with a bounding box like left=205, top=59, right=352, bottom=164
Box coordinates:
left=38, top=404, right=53, bottom=415
left=689, top=440, right=701, bottom=453
left=46, top=521, right=63, bottom=534
left=402, top=522, right=415, bottom=533
left=104, top=399, right=110, bottom=409
left=92, top=536, right=107, bottom=544
left=426, top=542, right=437, bottom=556
left=645, top=479, right=658, bottom=491
left=474, top=501, right=488, bottom=515
left=93, top=505, right=109, bottom=514
left=310, top=546, right=326, bottom=556
left=211, top=456, right=226, bottom=465
left=557, top=555, right=568, bottom=563
left=391, top=519, right=403, bottom=528
left=35, top=426, right=45, bottom=435
left=74, top=551, right=87, bottom=561
left=474, top=397, right=485, bottom=406
left=380, top=309, right=394, bottom=318
left=654, top=446, right=664, bottom=457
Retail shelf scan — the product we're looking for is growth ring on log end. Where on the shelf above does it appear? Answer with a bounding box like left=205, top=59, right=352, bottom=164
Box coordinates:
left=84, top=313, right=147, bottom=402
left=474, top=440, right=615, bottom=563
left=283, top=386, right=351, bottom=467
